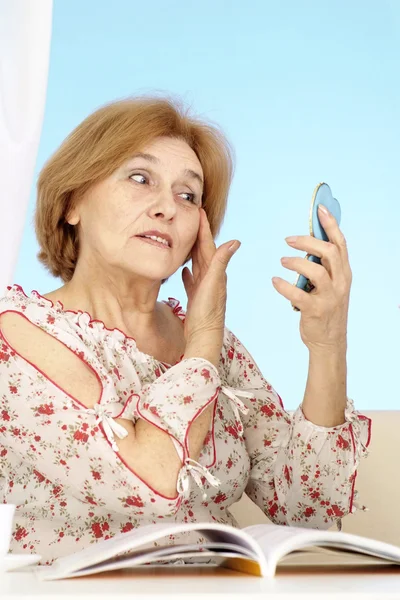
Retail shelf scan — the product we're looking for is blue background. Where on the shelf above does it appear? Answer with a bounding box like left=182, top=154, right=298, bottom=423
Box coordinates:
left=14, top=0, right=400, bottom=409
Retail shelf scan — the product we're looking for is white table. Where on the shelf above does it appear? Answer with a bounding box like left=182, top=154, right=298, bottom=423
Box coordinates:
left=2, top=567, right=400, bottom=599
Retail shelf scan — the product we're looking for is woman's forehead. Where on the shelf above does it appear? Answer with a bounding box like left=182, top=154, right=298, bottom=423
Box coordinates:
left=137, top=137, right=200, bottom=164
left=127, top=137, right=203, bottom=180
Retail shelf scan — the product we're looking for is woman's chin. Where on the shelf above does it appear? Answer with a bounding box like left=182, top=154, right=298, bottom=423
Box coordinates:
left=124, top=265, right=176, bottom=283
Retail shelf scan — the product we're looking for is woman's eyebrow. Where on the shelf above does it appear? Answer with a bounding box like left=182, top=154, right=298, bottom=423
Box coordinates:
left=130, top=153, right=204, bottom=186
left=132, top=152, right=158, bottom=163
left=184, top=169, right=204, bottom=187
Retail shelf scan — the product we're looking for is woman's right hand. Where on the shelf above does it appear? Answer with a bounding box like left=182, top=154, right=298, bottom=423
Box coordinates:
left=182, top=208, right=240, bottom=367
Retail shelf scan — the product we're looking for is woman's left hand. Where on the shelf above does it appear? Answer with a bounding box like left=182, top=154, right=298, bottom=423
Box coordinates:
left=272, top=204, right=352, bottom=352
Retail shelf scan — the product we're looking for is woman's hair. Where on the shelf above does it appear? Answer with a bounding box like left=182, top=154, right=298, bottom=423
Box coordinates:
left=35, top=96, right=234, bottom=282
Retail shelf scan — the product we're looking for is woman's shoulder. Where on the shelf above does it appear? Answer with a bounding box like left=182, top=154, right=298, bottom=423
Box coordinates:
left=0, top=283, right=51, bottom=316
left=0, top=284, right=79, bottom=350
left=162, top=297, right=186, bottom=321
left=0, top=283, right=91, bottom=343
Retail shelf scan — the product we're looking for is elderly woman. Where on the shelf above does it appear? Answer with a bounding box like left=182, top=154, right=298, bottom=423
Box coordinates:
left=0, top=97, right=370, bottom=564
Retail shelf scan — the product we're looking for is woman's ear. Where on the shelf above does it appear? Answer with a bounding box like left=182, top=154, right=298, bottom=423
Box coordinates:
left=66, top=209, right=80, bottom=226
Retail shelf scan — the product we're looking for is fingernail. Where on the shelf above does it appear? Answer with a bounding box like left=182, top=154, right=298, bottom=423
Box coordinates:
left=272, top=277, right=279, bottom=285
left=285, top=236, right=297, bottom=244
left=318, top=204, right=329, bottom=216
left=229, top=241, right=240, bottom=252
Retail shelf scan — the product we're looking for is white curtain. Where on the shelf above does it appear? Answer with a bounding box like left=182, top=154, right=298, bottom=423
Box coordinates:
left=0, top=0, right=53, bottom=292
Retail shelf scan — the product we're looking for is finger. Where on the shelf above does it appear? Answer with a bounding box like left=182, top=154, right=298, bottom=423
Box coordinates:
left=182, top=266, right=195, bottom=298
left=272, top=276, right=312, bottom=312
left=197, top=208, right=217, bottom=266
left=190, top=241, right=201, bottom=281
left=190, top=211, right=214, bottom=280
left=317, top=205, right=350, bottom=263
left=285, top=236, right=341, bottom=280
left=280, top=256, right=331, bottom=291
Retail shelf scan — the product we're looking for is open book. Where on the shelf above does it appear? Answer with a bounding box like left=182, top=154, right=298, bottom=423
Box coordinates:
left=36, top=521, right=400, bottom=580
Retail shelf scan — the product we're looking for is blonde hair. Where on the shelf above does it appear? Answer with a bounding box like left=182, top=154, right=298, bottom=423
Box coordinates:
left=35, top=96, right=234, bottom=282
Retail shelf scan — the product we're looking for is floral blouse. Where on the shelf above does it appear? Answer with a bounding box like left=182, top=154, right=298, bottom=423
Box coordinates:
left=0, top=284, right=371, bottom=564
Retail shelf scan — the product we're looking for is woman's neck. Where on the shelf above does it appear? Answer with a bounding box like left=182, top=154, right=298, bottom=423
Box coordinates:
left=44, top=274, right=165, bottom=341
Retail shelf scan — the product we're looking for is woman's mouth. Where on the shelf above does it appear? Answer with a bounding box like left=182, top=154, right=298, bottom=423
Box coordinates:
left=135, top=236, right=171, bottom=250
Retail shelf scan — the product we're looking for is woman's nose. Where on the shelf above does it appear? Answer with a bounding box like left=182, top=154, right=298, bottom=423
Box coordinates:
left=149, top=191, right=177, bottom=220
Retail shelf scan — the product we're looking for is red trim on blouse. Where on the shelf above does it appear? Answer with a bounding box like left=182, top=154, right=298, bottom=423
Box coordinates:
left=204, top=397, right=218, bottom=469
left=114, top=393, right=139, bottom=419
left=0, top=310, right=104, bottom=408
left=347, top=414, right=372, bottom=514
left=8, top=285, right=186, bottom=358
left=98, top=420, right=181, bottom=503
left=276, top=393, right=284, bottom=409
left=183, top=388, right=220, bottom=461
left=135, top=395, right=186, bottom=458
left=357, top=414, right=372, bottom=448
left=348, top=423, right=357, bottom=514
left=164, top=297, right=186, bottom=322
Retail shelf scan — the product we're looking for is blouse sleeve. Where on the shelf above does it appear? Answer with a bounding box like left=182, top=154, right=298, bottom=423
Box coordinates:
left=223, top=329, right=371, bottom=530
left=0, top=333, right=220, bottom=515
left=136, top=358, right=222, bottom=498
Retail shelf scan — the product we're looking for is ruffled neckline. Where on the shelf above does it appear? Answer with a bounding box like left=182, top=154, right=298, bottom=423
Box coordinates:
left=5, top=283, right=186, bottom=367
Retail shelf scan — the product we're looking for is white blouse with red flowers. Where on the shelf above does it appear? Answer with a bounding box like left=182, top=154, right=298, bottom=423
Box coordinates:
left=0, top=284, right=371, bottom=564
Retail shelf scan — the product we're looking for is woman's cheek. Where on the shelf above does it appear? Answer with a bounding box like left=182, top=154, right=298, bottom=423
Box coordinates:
left=185, top=213, right=200, bottom=243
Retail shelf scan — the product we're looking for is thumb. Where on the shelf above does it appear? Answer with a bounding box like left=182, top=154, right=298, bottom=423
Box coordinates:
left=211, top=240, right=241, bottom=272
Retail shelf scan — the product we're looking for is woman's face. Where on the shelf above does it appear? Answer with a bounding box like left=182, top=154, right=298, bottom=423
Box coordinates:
left=69, top=136, right=204, bottom=284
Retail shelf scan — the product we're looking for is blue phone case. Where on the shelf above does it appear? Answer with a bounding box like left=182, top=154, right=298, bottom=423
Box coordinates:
left=293, top=183, right=341, bottom=303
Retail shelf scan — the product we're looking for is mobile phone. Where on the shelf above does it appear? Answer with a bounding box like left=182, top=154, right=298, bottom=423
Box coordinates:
left=292, top=183, right=341, bottom=310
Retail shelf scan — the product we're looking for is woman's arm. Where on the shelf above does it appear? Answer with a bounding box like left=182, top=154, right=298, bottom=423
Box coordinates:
left=272, top=204, right=354, bottom=428
left=224, top=329, right=371, bottom=529
left=0, top=311, right=220, bottom=506
left=302, top=346, right=347, bottom=427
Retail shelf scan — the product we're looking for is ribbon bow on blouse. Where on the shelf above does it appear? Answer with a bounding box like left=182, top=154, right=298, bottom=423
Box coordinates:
left=177, top=458, right=221, bottom=501
left=176, top=385, right=254, bottom=500
left=220, top=385, right=253, bottom=421
left=86, top=404, right=129, bottom=452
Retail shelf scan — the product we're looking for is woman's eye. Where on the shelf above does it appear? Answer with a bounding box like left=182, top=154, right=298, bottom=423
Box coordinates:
left=129, top=174, right=147, bottom=184
left=179, top=192, right=196, bottom=203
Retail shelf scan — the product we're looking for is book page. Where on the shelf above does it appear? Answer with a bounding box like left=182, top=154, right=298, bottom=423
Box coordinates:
left=279, top=547, right=397, bottom=568
left=36, top=522, right=263, bottom=580
left=66, top=544, right=256, bottom=579
left=244, top=523, right=400, bottom=575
